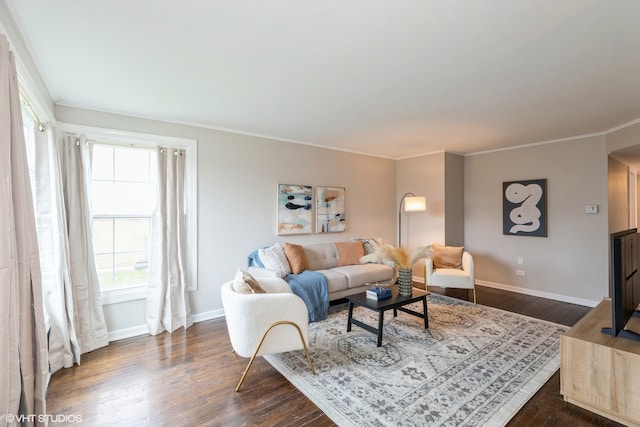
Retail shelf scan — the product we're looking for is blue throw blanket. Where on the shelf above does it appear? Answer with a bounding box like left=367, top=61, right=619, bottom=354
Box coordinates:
left=285, top=270, right=329, bottom=322
left=247, top=249, right=328, bottom=322
left=247, top=249, right=264, bottom=268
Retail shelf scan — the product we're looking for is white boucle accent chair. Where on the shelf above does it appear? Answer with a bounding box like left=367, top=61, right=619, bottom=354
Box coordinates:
left=425, top=251, right=476, bottom=303
left=221, top=277, right=315, bottom=391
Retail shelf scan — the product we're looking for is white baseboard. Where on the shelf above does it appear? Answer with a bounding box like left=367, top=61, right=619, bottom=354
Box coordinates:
left=413, top=275, right=600, bottom=308
left=107, top=308, right=226, bottom=342
left=192, top=309, right=225, bottom=323
left=475, top=280, right=600, bottom=307
left=108, top=325, right=149, bottom=342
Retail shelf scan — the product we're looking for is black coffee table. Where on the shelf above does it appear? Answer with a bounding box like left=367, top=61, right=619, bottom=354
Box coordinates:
left=346, top=285, right=428, bottom=347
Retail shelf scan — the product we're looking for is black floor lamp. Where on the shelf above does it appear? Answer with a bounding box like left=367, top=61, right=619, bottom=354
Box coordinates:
left=398, top=192, right=426, bottom=247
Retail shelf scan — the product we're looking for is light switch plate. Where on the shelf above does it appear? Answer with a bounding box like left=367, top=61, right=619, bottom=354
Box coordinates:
left=585, top=204, right=599, bottom=214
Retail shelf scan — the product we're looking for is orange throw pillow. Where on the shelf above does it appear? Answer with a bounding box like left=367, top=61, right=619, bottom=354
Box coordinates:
left=433, top=242, right=463, bottom=269
left=284, top=242, right=309, bottom=274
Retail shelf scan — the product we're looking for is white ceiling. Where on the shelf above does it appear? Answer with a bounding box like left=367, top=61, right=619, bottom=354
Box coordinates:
left=6, top=0, right=640, bottom=159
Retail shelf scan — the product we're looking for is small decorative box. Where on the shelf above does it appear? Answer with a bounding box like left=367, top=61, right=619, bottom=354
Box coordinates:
left=366, top=285, right=392, bottom=300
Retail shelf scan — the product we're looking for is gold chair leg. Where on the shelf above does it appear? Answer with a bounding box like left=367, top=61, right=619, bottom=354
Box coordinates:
left=472, top=288, right=477, bottom=304
left=235, top=320, right=315, bottom=392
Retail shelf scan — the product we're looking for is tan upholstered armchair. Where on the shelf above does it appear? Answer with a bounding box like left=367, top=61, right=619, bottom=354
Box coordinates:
left=221, top=274, right=315, bottom=391
left=425, top=244, right=476, bottom=303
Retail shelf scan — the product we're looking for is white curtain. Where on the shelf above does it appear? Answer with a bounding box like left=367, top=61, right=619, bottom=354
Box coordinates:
left=0, top=34, right=48, bottom=426
left=34, top=125, right=75, bottom=372
left=30, top=126, right=108, bottom=373
left=146, top=147, right=193, bottom=335
left=54, top=135, right=109, bottom=356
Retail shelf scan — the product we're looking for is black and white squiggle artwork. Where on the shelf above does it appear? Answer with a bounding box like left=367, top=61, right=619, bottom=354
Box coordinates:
left=503, top=179, right=547, bottom=237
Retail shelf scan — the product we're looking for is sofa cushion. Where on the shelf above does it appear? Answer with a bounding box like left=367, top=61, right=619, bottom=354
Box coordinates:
left=284, top=242, right=309, bottom=274
left=305, top=243, right=338, bottom=270
left=258, top=242, right=291, bottom=277
left=232, top=269, right=266, bottom=294
left=335, top=241, right=364, bottom=266
left=431, top=268, right=471, bottom=287
left=332, top=263, right=395, bottom=288
left=315, top=269, right=349, bottom=293
left=433, top=243, right=464, bottom=270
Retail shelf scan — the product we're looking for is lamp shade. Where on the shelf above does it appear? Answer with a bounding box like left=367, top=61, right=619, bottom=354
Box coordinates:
left=404, top=196, right=426, bottom=212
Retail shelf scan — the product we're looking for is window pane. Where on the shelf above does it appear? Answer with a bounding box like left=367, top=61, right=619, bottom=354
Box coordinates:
left=113, top=182, right=155, bottom=215
left=93, top=218, right=115, bottom=290
left=95, top=254, right=114, bottom=290
left=115, top=146, right=151, bottom=182
left=113, top=253, right=149, bottom=289
left=91, top=181, right=114, bottom=215
left=91, top=144, right=155, bottom=292
left=97, top=218, right=150, bottom=290
left=92, top=218, right=114, bottom=254
left=114, top=218, right=151, bottom=288
left=92, top=145, right=114, bottom=181
left=114, top=218, right=150, bottom=253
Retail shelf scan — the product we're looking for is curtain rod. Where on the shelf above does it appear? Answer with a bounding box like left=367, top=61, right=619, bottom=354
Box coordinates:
left=19, top=90, right=45, bottom=132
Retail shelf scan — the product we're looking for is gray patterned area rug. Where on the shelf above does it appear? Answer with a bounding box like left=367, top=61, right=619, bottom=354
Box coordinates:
left=264, top=294, right=568, bottom=427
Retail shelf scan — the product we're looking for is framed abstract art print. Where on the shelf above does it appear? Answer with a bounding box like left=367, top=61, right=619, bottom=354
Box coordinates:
left=503, top=179, right=547, bottom=237
left=316, top=186, right=345, bottom=233
left=277, top=184, right=313, bottom=235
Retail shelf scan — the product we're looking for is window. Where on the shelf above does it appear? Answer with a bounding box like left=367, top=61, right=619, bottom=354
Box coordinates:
left=91, top=145, right=157, bottom=292
left=64, top=123, right=198, bottom=304
left=21, top=101, right=37, bottom=194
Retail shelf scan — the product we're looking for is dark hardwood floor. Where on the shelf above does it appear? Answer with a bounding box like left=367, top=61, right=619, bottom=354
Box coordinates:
left=46, top=285, right=623, bottom=426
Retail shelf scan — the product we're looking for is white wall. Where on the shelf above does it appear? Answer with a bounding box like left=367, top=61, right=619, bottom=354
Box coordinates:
left=629, top=170, right=637, bottom=228
left=396, top=152, right=446, bottom=249
left=464, top=135, right=609, bottom=306
left=606, top=121, right=640, bottom=152
left=608, top=120, right=640, bottom=232
left=0, top=6, right=54, bottom=120
left=396, top=152, right=467, bottom=282
left=608, top=156, right=629, bottom=233
left=396, top=152, right=446, bottom=281
left=56, top=105, right=398, bottom=338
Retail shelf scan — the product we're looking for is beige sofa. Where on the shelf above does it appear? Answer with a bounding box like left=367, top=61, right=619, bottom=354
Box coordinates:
left=248, top=241, right=396, bottom=301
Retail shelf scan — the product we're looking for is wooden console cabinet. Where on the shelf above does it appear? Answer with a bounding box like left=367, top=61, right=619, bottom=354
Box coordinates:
left=560, top=299, right=640, bottom=427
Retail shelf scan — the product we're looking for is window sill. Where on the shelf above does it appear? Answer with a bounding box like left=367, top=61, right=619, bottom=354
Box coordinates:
left=101, top=286, right=147, bottom=305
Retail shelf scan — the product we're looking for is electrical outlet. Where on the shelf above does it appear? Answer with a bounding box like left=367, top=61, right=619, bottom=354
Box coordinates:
left=517, top=257, right=524, bottom=265
left=516, top=270, right=525, bottom=276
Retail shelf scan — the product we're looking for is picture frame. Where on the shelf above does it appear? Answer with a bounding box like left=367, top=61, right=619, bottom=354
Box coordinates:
left=503, top=179, right=547, bottom=237
left=316, top=186, right=345, bottom=233
left=277, top=184, right=313, bottom=235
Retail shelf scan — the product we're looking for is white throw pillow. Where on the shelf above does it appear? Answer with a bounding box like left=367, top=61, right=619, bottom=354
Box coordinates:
left=352, top=237, right=382, bottom=255
left=258, top=242, right=291, bottom=278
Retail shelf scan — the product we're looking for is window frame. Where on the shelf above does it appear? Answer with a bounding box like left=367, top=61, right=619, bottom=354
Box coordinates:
left=63, top=123, right=198, bottom=305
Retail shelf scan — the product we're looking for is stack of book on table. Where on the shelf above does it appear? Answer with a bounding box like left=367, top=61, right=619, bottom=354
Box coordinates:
left=366, top=286, right=392, bottom=300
